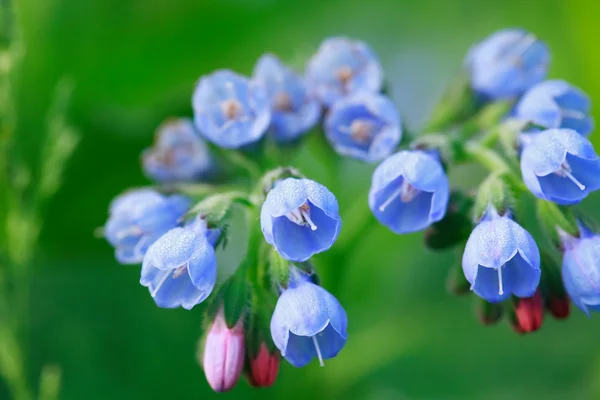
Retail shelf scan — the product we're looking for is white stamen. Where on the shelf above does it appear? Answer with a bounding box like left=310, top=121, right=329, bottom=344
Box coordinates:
left=172, top=264, right=188, bottom=279
left=312, top=336, right=325, bottom=367
left=285, top=203, right=317, bottom=230
left=561, top=109, right=586, bottom=120
left=300, top=208, right=317, bottom=231
left=498, top=267, right=504, bottom=295
left=555, top=161, right=586, bottom=190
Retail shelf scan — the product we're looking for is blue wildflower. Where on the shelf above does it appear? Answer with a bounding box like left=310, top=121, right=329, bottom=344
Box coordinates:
left=462, top=206, right=541, bottom=303
left=253, top=54, right=321, bottom=143
left=142, top=118, right=213, bottom=183
left=306, top=37, right=383, bottom=107
left=324, top=93, right=401, bottom=163
left=261, top=178, right=341, bottom=262
left=140, top=218, right=217, bottom=310
left=104, top=189, right=190, bottom=264
left=270, top=268, right=347, bottom=368
left=520, top=128, right=600, bottom=205
left=369, top=150, right=449, bottom=234
left=192, top=69, right=271, bottom=149
left=466, top=29, right=549, bottom=99
left=515, top=80, right=593, bottom=136
left=561, top=222, right=600, bottom=316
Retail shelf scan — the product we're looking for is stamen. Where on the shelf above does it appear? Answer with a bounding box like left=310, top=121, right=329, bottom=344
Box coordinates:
left=115, top=225, right=142, bottom=240
left=312, top=336, right=325, bottom=367
left=378, top=180, right=420, bottom=212
left=221, top=99, right=242, bottom=120
left=561, top=109, right=586, bottom=120
left=498, top=267, right=504, bottom=296
left=379, top=186, right=402, bottom=212
left=555, top=161, right=586, bottom=190
left=336, top=66, right=353, bottom=84
left=172, top=264, right=188, bottom=279
left=285, top=203, right=317, bottom=230
left=274, top=92, right=293, bottom=112
left=349, top=120, right=375, bottom=143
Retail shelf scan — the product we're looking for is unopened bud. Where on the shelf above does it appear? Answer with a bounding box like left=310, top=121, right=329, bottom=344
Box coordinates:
left=249, top=343, right=280, bottom=388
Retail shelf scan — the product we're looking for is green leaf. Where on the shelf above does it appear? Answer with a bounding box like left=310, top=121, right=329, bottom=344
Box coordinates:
left=267, top=247, right=289, bottom=288
left=473, top=173, right=514, bottom=221
left=536, top=200, right=578, bottom=247
left=222, top=266, right=248, bottom=329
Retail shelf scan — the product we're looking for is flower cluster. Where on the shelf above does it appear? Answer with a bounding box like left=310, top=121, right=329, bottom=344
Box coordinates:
left=103, top=29, right=600, bottom=393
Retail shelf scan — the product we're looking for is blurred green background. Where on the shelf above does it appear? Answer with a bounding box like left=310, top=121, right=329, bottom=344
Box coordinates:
left=3, top=0, right=600, bottom=398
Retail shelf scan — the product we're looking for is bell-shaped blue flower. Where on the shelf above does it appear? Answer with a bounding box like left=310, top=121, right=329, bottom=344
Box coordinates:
left=520, top=128, right=600, bottom=205
left=192, top=69, right=271, bottom=149
left=515, top=80, right=593, bottom=136
left=466, top=29, right=549, bottom=99
left=369, top=150, right=449, bottom=234
left=261, top=178, right=341, bottom=262
left=140, top=218, right=217, bottom=310
left=561, top=222, right=600, bottom=316
left=462, top=206, right=541, bottom=303
left=270, top=269, right=347, bottom=368
left=252, top=54, right=321, bottom=143
left=142, top=118, right=213, bottom=183
left=104, top=189, right=190, bottom=264
left=305, top=37, right=382, bottom=107
left=324, top=93, right=402, bottom=163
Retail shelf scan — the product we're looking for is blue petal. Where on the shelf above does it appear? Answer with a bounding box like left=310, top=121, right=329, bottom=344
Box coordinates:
left=562, top=236, right=600, bottom=315
left=187, top=240, right=217, bottom=293
left=142, top=228, right=199, bottom=271
left=141, top=266, right=209, bottom=310
left=283, top=324, right=347, bottom=367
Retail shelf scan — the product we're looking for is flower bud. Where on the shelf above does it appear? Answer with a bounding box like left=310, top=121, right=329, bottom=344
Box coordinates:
left=249, top=343, right=280, bottom=388
left=203, top=309, right=245, bottom=392
left=511, top=291, right=544, bottom=334
left=475, top=298, right=503, bottom=325
left=548, top=296, right=570, bottom=320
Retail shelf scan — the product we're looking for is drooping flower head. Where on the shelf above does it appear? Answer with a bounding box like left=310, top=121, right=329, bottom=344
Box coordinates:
left=462, top=206, right=541, bottom=303
left=192, top=69, right=270, bottom=149
left=515, top=80, right=593, bottom=136
left=561, top=222, right=600, bottom=316
left=248, top=342, right=280, bottom=388
left=369, top=150, right=449, bottom=234
left=202, top=308, right=245, bottom=392
left=325, top=93, right=402, bottom=163
left=261, top=178, right=341, bottom=262
left=104, top=189, right=190, bottom=264
left=306, top=37, right=383, bottom=107
left=142, top=118, right=213, bottom=183
left=520, top=128, right=600, bottom=205
left=466, top=28, right=550, bottom=99
left=140, top=217, right=217, bottom=310
left=253, top=54, right=320, bottom=143
left=270, top=269, right=347, bottom=368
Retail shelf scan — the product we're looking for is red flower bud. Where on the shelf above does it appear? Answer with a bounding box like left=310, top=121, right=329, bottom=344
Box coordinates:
left=512, top=291, right=544, bottom=334
left=249, top=343, right=280, bottom=388
left=548, top=296, right=570, bottom=319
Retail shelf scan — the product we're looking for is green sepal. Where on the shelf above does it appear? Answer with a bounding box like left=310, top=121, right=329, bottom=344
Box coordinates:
left=446, top=257, right=471, bottom=296
left=409, top=133, right=460, bottom=167
left=536, top=200, right=578, bottom=247
left=459, top=100, right=514, bottom=141
left=246, top=289, right=278, bottom=358
left=251, top=166, right=304, bottom=205
left=475, top=298, right=504, bottom=326
left=473, top=174, right=515, bottom=221
left=425, top=191, right=474, bottom=250
left=497, top=119, right=539, bottom=160
left=222, top=264, right=249, bottom=329
left=267, top=247, right=289, bottom=289
left=187, top=191, right=252, bottom=228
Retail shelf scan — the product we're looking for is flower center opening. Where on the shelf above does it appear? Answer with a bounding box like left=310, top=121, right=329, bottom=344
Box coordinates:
left=274, top=92, right=293, bottom=112
left=151, top=265, right=187, bottom=297
left=349, top=119, right=377, bottom=143
left=221, top=99, right=242, bottom=120
left=312, top=335, right=325, bottom=367
left=285, top=202, right=317, bottom=231
left=554, top=160, right=586, bottom=190
left=378, top=179, right=421, bottom=212
left=336, top=66, right=353, bottom=85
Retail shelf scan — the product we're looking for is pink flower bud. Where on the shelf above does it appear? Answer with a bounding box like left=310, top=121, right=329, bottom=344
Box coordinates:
left=511, top=291, right=544, bottom=334
left=203, top=309, right=245, bottom=392
left=249, top=343, right=280, bottom=388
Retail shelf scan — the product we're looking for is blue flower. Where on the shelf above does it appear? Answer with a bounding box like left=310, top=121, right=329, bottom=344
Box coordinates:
left=192, top=69, right=271, bottom=149
left=466, top=29, right=549, bottom=99
left=142, top=118, right=213, bottom=183
left=515, top=80, right=593, bottom=136
left=462, top=206, right=541, bottom=303
left=561, top=222, right=600, bottom=316
left=252, top=54, right=321, bottom=143
left=369, top=150, right=449, bottom=234
left=104, top=189, right=190, bottom=264
left=270, top=269, right=347, bottom=368
left=140, top=218, right=217, bottom=310
left=520, top=128, right=600, bottom=205
left=324, top=93, right=402, bottom=163
left=261, top=178, right=341, bottom=262
left=306, top=37, right=383, bottom=107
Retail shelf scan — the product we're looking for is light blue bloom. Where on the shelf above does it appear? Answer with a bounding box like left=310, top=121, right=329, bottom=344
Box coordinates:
left=520, top=128, right=600, bottom=205
left=261, top=178, right=341, bottom=262
left=270, top=268, right=347, bottom=368
left=515, top=80, right=593, bottom=136
left=369, top=150, right=449, bottom=234
left=192, top=69, right=271, bottom=149
left=561, top=222, right=600, bottom=316
left=462, top=206, right=541, bottom=303
left=140, top=218, right=217, bottom=310
left=253, top=54, right=320, bottom=143
left=306, top=37, right=383, bottom=107
left=324, top=93, right=401, bottom=163
left=142, top=118, right=213, bottom=183
left=104, top=189, right=190, bottom=264
left=466, top=28, right=549, bottom=99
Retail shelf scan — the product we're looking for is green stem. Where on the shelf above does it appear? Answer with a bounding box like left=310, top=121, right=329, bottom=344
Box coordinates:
left=463, top=141, right=527, bottom=192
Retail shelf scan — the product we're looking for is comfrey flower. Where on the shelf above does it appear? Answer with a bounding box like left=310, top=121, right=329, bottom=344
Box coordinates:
left=261, top=178, right=341, bottom=262
left=270, top=269, right=347, bottom=368
left=253, top=54, right=320, bottom=143
left=104, top=189, right=190, bottom=264
left=369, top=150, right=449, bottom=234
left=203, top=309, right=245, bottom=392
left=466, top=28, right=549, bottom=99
left=561, top=222, right=600, bottom=316
left=515, top=80, right=593, bottom=136
left=142, top=118, right=213, bottom=182
left=192, top=69, right=270, bottom=149
left=520, top=128, right=600, bottom=205
left=324, top=93, right=402, bottom=163
left=140, top=218, right=217, bottom=310
left=306, top=37, right=383, bottom=107
left=462, top=206, right=541, bottom=303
